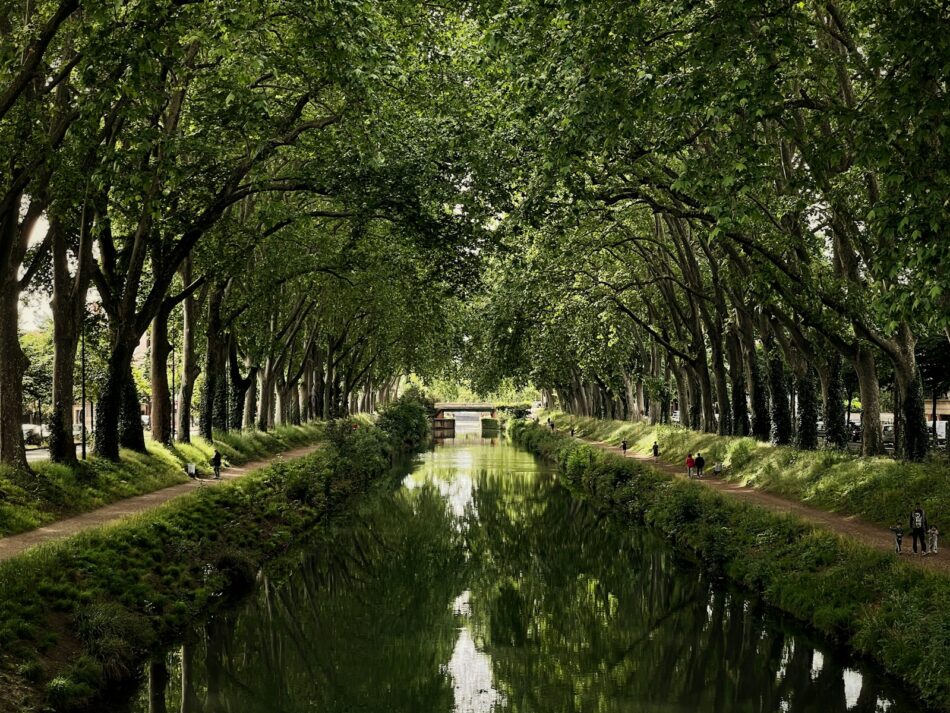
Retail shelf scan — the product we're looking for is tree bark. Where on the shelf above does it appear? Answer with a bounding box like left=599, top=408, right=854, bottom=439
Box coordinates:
left=175, top=260, right=200, bottom=443
left=821, top=351, right=848, bottom=448
left=726, top=327, right=750, bottom=436
left=795, top=368, right=819, bottom=450
left=0, top=273, right=28, bottom=469
left=766, top=337, right=792, bottom=445
left=150, top=309, right=173, bottom=446
left=851, top=345, right=883, bottom=456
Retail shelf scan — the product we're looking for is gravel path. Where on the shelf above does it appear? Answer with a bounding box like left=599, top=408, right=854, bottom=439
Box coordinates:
left=576, top=434, right=949, bottom=575
left=0, top=444, right=320, bottom=563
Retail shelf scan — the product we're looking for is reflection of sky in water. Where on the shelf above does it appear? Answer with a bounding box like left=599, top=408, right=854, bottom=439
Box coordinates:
left=446, top=591, right=505, bottom=713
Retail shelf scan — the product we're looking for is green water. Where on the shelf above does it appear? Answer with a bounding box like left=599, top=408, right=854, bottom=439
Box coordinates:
left=127, top=434, right=924, bottom=713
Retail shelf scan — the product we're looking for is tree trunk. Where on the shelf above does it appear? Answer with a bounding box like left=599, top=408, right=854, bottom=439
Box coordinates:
left=851, top=345, right=883, bottom=456
left=795, top=368, right=819, bottom=450
left=176, top=259, right=200, bottom=443
left=243, top=375, right=257, bottom=430
left=766, top=338, right=792, bottom=445
left=0, top=275, right=28, bottom=469
left=94, top=337, right=136, bottom=460
left=821, top=351, right=848, bottom=448
left=890, top=325, right=929, bottom=461
left=119, top=357, right=146, bottom=451
left=199, top=284, right=225, bottom=440
left=150, top=311, right=173, bottom=446
left=49, top=307, right=79, bottom=463
left=148, top=657, right=169, bottom=713
left=726, top=327, right=750, bottom=436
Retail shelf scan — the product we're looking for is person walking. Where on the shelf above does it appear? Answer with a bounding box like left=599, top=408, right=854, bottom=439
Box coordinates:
left=652, top=442, right=659, bottom=460
left=909, top=503, right=928, bottom=554
left=570, top=427, right=575, bottom=438
left=686, top=453, right=695, bottom=478
left=621, top=439, right=628, bottom=457
left=927, top=524, right=939, bottom=555
left=211, top=449, right=223, bottom=480
left=694, top=452, right=705, bottom=478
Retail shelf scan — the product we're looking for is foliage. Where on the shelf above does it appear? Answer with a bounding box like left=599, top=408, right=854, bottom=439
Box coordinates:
left=375, top=388, right=434, bottom=452
left=510, top=421, right=950, bottom=709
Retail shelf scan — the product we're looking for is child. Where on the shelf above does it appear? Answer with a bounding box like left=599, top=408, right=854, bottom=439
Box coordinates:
left=652, top=442, right=659, bottom=460
left=889, top=523, right=903, bottom=554
left=928, top=525, right=939, bottom=555
left=686, top=453, right=695, bottom=478
left=621, top=439, right=628, bottom=457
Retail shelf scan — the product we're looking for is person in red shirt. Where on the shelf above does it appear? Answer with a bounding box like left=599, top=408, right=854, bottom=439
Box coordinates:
left=686, top=453, right=695, bottom=478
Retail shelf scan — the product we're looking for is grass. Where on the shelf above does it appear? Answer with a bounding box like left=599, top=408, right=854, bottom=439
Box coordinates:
left=0, top=423, right=323, bottom=538
left=546, top=411, right=950, bottom=530
left=0, top=420, right=390, bottom=713
left=511, top=420, right=950, bottom=710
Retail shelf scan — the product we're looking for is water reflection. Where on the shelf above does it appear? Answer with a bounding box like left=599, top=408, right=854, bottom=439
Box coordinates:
left=126, top=438, right=922, bottom=713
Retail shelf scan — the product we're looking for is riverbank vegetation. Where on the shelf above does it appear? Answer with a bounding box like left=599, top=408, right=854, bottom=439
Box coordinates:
left=511, top=420, right=950, bottom=709
left=0, top=423, right=321, bottom=537
left=550, top=412, right=950, bottom=531
left=0, top=400, right=428, bottom=713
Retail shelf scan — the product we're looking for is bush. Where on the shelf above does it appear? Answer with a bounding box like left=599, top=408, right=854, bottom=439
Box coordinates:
left=376, top=389, right=433, bottom=452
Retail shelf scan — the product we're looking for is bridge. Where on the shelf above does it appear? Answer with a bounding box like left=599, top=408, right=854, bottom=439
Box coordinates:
left=433, top=403, right=497, bottom=419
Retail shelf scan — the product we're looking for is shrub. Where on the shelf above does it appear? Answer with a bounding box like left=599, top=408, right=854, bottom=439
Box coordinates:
left=376, top=390, right=433, bottom=452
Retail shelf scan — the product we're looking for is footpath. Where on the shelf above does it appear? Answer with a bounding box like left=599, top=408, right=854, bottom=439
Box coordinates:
left=571, top=431, right=950, bottom=575
left=0, top=444, right=320, bottom=563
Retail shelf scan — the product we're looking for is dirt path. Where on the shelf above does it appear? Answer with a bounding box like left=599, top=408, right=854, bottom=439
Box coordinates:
left=0, top=444, right=320, bottom=563
left=574, top=434, right=949, bottom=575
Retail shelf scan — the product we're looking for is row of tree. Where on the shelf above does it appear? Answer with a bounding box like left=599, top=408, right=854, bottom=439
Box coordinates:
left=1, top=0, right=492, bottom=470
left=460, top=0, right=949, bottom=460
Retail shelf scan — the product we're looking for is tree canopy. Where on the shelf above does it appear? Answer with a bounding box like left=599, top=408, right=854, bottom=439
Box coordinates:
left=1, top=0, right=947, bottom=468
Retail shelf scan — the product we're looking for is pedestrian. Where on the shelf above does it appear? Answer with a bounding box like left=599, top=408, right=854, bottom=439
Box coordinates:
left=211, top=449, right=223, bottom=480
left=928, top=524, right=939, bottom=555
left=694, top=452, right=705, bottom=478
left=890, top=523, right=903, bottom=554
left=686, top=453, right=695, bottom=478
left=571, top=427, right=575, bottom=438
left=909, top=503, right=928, bottom=554
left=652, top=441, right=659, bottom=460
left=713, top=461, right=723, bottom=476
left=550, top=420, right=556, bottom=431
left=621, top=439, right=628, bottom=456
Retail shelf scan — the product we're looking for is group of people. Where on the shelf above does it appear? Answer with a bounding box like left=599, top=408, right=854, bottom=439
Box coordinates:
left=891, top=504, right=939, bottom=556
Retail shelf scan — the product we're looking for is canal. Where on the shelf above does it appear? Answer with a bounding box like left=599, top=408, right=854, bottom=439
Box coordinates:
left=126, top=420, right=923, bottom=712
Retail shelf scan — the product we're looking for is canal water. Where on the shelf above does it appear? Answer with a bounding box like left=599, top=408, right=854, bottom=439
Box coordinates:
left=126, top=420, right=923, bottom=713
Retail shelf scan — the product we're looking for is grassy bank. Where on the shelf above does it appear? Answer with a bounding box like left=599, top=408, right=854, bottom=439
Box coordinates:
left=511, top=420, right=950, bottom=710
left=547, top=411, right=950, bottom=530
left=0, top=416, right=406, bottom=713
left=0, top=423, right=322, bottom=537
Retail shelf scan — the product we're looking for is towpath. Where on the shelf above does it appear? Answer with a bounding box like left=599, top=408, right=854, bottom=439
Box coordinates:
left=0, top=444, right=320, bottom=563
left=570, top=431, right=949, bottom=575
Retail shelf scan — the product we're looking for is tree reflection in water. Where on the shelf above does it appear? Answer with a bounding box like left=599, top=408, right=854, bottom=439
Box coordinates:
left=128, top=442, right=921, bottom=713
